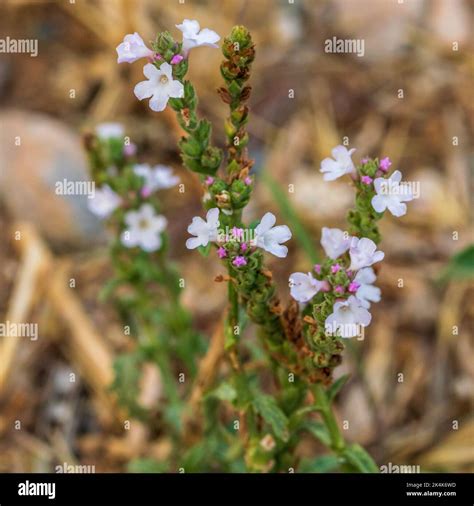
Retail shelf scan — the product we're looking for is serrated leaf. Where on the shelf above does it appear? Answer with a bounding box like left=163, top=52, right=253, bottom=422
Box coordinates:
left=195, top=119, right=211, bottom=144
left=181, top=154, right=206, bottom=174
left=252, top=395, right=289, bottom=442
left=343, top=443, right=379, bottom=473
left=327, top=374, right=350, bottom=403
left=301, top=420, right=331, bottom=447
left=179, top=136, right=202, bottom=157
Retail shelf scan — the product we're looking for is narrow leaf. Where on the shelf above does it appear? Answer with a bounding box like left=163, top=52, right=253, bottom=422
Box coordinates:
left=327, top=374, right=350, bottom=403
left=343, top=444, right=379, bottom=473
left=252, top=395, right=289, bottom=442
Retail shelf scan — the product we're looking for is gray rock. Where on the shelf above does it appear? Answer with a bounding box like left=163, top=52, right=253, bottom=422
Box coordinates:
left=0, top=110, right=106, bottom=250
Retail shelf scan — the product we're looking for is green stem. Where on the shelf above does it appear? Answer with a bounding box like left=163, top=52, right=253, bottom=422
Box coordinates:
left=312, top=383, right=346, bottom=452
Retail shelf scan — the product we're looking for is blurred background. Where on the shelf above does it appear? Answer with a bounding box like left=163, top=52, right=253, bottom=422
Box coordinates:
left=0, top=0, right=472, bottom=472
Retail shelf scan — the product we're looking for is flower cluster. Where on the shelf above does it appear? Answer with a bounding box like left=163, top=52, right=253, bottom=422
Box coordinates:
left=321, top=145, right=414, bottom=243
left=290, top=228, right=383, bottom=338
left=116, top=20, right=220, bottom=112
left=87, top=122, right=178, bottom=252
left=186, top=209, right=292, bottom=263
left=289, top=146, right=413, bottom=348
left=321, top=145, right=414, bottom=218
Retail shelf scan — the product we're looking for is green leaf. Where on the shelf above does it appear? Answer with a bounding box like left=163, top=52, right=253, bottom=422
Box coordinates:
left=299, top=454, right=342, bottom=473
left=127, top=458, right=169, bottom=473
left=224, top=323, right=238, bottom=350
left=228, top=79, right=241, bottom=98
left=168, top=97, right=184, bottom=111
left=343, top=443, right=379, bottom=473
left=197, top=243, right=212, bottom=257
left=111, top=353, right=147, bottom=419
left=300, top=420, right=331, bottom=447
left=327, top=374, right=350, bottom=403
left=439, top=244, right=474, bottom=282
left=179, top=136, right=202, bottom=157
left=195, top=119, right=211, bottom=144
left=207, top=382, right=237, bottom=403
left=181, top=154, right=206, bottom=174
left=252, top=395, right=289, bottom=442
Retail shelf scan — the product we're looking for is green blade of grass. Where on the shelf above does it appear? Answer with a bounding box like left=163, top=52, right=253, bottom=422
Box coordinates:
left=261, top=170, right=320, bottom=264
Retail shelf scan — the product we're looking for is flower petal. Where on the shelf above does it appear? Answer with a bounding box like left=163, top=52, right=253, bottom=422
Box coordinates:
left=143, top=63, right=160, bottom=80
left=255, top=212, right=276, bottom=235
left=371, top=194, right=387, bottom=213
left=196, top=28, right=220, bottom=46
left=267, top=243, right=288, bottom=258
left=167, top=79, right=184, bottom=98
left=186, top=236, right=202, bottom=249
left=134, top=80, right=155, bottom=100
left=149, top=92, right=169, bottom=112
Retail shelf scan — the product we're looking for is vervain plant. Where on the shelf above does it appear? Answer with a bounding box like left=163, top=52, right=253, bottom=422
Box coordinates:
left=106, top=20, right=415, bottom=472
left=85, top=125, right=204, bottom=443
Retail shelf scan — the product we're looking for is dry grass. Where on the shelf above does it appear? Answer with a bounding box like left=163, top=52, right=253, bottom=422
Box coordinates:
left=0, top=0, right=472, bottom=472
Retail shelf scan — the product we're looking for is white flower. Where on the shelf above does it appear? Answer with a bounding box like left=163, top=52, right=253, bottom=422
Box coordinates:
left=186, top=208, right=220, bottom=249
left=371, top=170, right=414, bottom=217
left=349, top=237, right=384, bottom=271
left=325, top=295, right=371, bottom=338
left=176, top=19, right=220, bottom=55
left=353, top=268, right=381, bottom=309
left=134, top=62, right=184, bottom=112
left=320, top=227, right=351, bottom=260
left=88, top=185, right=121, bottom=219
left=289, top=272, right=325, bottom=303
left=116, top=33, right=153, bottom=64
left=121, top=204, right=167, bottom=252
left=320, top=145, right=356, bottom=181
left=133, top=164, right=179, bottom=193
left=254, top=212, right=292, bottom=258
left=95, top=122, right=124, bottom=140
